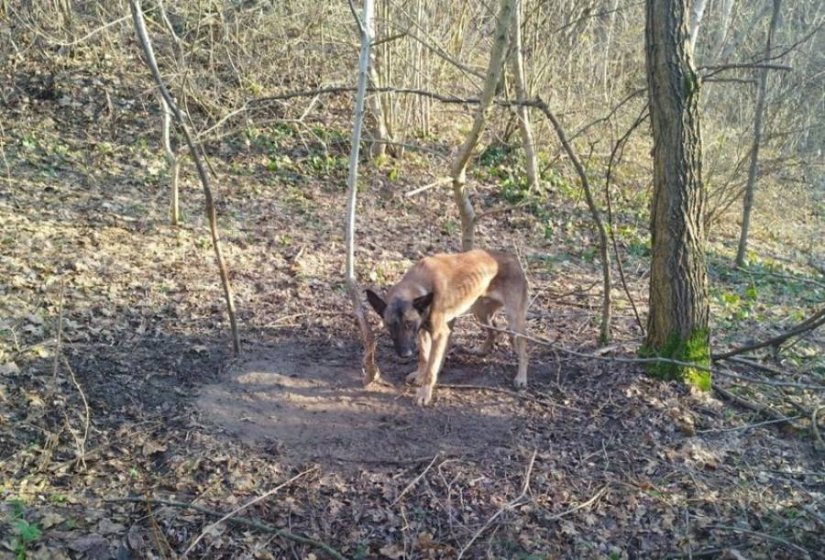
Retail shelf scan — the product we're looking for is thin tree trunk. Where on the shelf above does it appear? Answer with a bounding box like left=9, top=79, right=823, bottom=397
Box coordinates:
left=688, top=0, right=708, bottom=56
left=536, top=100, right=612, bottom=345
left=130, top=0, right=240, bottom=355
left=345, top=0, right=380, bottom=385
left=601, top=0, right=620, bottom=100
left=643, top=0, right=710, bottom=388
left=508, top=0, right=539, bottom=193
left=160, top=95, right=180, bottom=226
left=735, top=0, right=781, bottom=267
left=719, top=1, right=771, bottom=62
left=450, top=0, right=514, bottom=251
left=712, top=0, right=736, bottom=61
left=366, top=62, right=390, bottom=158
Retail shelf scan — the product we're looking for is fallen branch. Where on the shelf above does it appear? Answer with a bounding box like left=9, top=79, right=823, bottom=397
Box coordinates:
left=713, top=306, right=825, bottom=361
left=107, top=495, right=348, bottom=560
left=404, top=177, right=451, bottom=197
left=182, top=467, right=317, bottom=557
left=724, top=356, right=786, bottom=376
left=543, top=484, right=608, bottom=521
left=715, top=368, right=825, bottom=391
left=457, top=449, right=537, bottom=560
left=697, top=415, right=803, bottom=434
left=473, top=201, right=529, bottom=224
left=712, top=385, right=800, bottom=431
left=709, top=524, right=811, bottom=559
left=478, top=324, right=715, bottom=372
left=439, top=383, right=583, bottom=412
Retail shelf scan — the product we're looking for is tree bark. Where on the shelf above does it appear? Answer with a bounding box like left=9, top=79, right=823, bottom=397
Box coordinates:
left=643, top=0, right=711, bottom=388
left=735, top=0, right=781, bottom=267
left=345, top=0, right=380, bottom=385
left=450, top=0, right=514, bottom=251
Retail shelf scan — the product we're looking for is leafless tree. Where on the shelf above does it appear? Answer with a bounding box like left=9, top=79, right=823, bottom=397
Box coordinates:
left=129, top=0, right=240, bottom=354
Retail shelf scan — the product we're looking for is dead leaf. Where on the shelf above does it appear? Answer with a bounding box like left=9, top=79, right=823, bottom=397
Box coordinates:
left=0, top=361, right=20, bottom=375
left=379, top=543, right=405, bottom=559
left=97, top=518, right=126, bottom=536
left=40, top=511, right=65, bottom=529
left=68, top=534, right=110, bottom=559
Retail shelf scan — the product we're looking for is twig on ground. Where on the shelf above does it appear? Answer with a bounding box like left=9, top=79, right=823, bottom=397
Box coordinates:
left=478, top=324, right=715, bottom=372
left=697, top=415, right=803, bottom=434
left=405, top=177, right=451, bottom=197
left=51, top=281, right=67, bottom=386
left=543, top=485, right=608, bottom=521
left=708, top=524, right=811, bottom=559
left=109, top=490, right=348, bottom=560
left=61, top=356, right=91, bottom=471
left=182, top=467, right=317, bottom=557
left=391, top=453, right=440, bottom=506
left=712, top=386, right=800, bottom=430
left=457, top=450, right=537, bottom=560
left=725, top=356, right=786, bottom=376
left=473, top=201, right=529, bottom=224
left=440, top=384, right=583, bottom=413
left=715, top=368, right=825, bottom=390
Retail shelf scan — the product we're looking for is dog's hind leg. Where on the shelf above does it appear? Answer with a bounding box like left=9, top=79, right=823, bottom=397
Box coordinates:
left=504, top=288, right=529, bottom=389
left=471, top=298, right=502, bottom=355
left=406, top=329, right=431, bottom=385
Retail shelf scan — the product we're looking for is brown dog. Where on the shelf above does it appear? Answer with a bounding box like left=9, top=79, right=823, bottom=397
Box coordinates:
left=366, top=249, right=529, bottom=406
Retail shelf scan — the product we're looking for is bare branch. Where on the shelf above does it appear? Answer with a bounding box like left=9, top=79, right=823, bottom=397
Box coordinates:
left=129, top=0, right=240, bottom=354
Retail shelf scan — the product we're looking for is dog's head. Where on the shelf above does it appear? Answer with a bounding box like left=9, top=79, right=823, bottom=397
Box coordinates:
left=365, top=289, right=433, bottom=358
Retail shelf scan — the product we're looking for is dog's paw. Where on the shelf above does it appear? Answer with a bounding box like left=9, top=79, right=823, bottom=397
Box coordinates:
left=405, top=370, right=423, bottom=385
left=415, top=386, right=433, bottom=406
left=513, top=376, right=527, bottom=389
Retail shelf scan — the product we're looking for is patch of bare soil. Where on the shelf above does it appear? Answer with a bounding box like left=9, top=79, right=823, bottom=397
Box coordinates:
left=197, top=342, right=528, bottom=465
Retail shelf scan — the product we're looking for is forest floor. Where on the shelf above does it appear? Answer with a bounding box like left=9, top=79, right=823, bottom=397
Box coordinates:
left=1, top=51, right=824, bottom=560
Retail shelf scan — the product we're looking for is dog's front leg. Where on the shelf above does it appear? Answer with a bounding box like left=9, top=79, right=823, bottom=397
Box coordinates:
left=416, top=327, right=449, bottom=406
left=406, top=329, right=431, bottom=385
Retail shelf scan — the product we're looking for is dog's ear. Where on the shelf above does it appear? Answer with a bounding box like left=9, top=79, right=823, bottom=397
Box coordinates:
left=412, top=292, right=434, bottom=314
left=365, top=289, right=387, bottom=316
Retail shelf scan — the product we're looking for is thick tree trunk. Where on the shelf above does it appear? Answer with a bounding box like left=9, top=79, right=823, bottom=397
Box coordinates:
left=450, top=0, right=514, bottom=251
left=735, top=0, right=781, bottom=267
left=643, top=0, right=710, bottom=388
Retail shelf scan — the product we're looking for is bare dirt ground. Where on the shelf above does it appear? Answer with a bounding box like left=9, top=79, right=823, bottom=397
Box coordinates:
left=1, top=54, right=824, bottom=560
